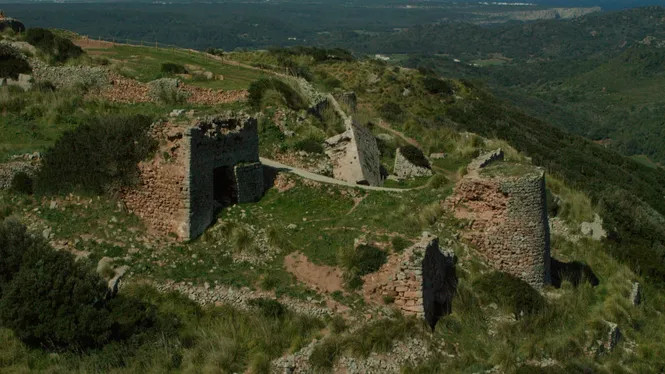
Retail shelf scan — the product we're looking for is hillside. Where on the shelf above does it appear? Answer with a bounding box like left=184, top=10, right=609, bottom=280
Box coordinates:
left=1, top=26, right=665, bottom=374
left=352, top=6, right=665, bottom=166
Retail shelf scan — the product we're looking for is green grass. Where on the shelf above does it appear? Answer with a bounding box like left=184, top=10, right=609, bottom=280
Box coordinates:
left=630, top=154, right=661, bottom=169
left=91, top=45, right=267, bottom=90
left=479, top=162, right=539, bottom=178
left=0, top=284, right=325, bottom=373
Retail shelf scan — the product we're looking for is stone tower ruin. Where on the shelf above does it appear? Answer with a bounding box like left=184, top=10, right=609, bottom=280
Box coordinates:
left=324, top=118, right=383, bottom=186
left=445, top=150, right=551, bottom=289
left=122, top=113, right=264, bottom=241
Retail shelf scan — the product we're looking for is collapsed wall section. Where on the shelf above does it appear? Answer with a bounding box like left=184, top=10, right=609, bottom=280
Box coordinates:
left=446, top=163, right=551, bottom=289
left=324, top=119, right=382, bottom=186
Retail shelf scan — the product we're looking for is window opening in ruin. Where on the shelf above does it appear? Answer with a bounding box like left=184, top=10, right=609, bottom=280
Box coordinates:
left=213, top=166, right=237, bottom=210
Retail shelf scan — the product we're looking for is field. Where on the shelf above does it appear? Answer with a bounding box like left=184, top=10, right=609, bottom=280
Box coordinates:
left=84, top=43, right=267, bottom=90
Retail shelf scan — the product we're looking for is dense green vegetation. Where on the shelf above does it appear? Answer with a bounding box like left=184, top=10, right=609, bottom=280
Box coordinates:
left=36, top=114, right=157, bottom=195
left=24, top=28, right=83, bottom=63
left=0, top=44, right=31, bottom=79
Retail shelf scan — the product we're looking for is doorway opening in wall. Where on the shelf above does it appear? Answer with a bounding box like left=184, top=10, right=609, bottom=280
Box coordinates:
left=213, top=166, right=237, bottom=212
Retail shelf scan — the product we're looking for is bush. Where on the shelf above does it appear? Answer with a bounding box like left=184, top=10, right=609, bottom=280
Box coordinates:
left=160, top=62, right=187, bottom=75
left=24, top=28, right=83, bottom=63
left=391, top=236, right=410, bottom=253
left=10, top=172, right=33, bottom=194
left=294, top=138, right=324, bottom=154
left=248, top=78, right=308, bottom=110
left=0, top=44, right=31, bottom=79
left=35, top=114, right=157, bottom=195
left=379, top=101, right=403, bottom=122
left=339, top=244, right=388, bottom=278
left=0, top=222, right=112, bottom=349
left=148, top=78, right=190, bottom=104
left=400, top=145, right=430, bottom=168
left=423, top=77, right=454, bottom=95
left=0, top=218, right=42, bottom=292
left=248, top=298, right=286, bottom=319
left=473, top=272, right=545, bottom=318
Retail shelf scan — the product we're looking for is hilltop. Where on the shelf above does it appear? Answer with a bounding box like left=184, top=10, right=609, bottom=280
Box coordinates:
left=0, top=24, right=665, bottom=374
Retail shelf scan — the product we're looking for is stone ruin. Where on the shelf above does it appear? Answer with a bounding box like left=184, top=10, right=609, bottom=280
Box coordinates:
left=445, top=149, right=551, bottom=289
left=0, top=153, right=40, bottom=190
left=324, top=118, right=383, bottom=186
left=122, top=112, right=264, bottom=240
left=394, top=147, right=433, bottom=179
left=364, top=233, right=457, bottom=329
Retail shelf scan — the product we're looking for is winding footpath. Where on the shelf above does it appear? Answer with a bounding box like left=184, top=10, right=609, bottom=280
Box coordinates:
left=260, top=157, right=411, bottom=192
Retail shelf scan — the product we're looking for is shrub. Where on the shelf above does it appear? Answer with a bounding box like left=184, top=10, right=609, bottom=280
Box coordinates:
left=473, top=272, right=545, bottom=318
left=248, top=78, right=308, bottom=110
left=32, top=80, right=56, bottom=92
left=35, top=114, right=157, bottom=195
left=423, top=77, right=454, bottom=95
left=160, top=62, right=187, bottom=75
left=0, top=225, right=112, bottom=349
left=379, top=101, right=403, bottom=122
left=339, top=243, right=388, bottom=289
left=248, top=298, right=286, bottom=319
left=391, top=236, right=410, bottom=253
left=0, top=44, right=31, bottom=79
left=400, top=145, right=430, bottom=168
left=10, top=172, right=33, bottom=194
left=0, top=218, right=43, bottom=291
left=24, top=28, right=83, bottom=63
left=294, top=138, right=324, bottom=154
left=148, top=78, right=190, bottom=104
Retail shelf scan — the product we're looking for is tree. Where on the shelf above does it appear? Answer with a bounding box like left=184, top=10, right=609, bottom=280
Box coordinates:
left=0, top=226, right=112, bottom=349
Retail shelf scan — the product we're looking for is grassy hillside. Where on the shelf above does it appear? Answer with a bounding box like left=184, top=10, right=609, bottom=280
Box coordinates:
left=2, top=31, right=665, bottom=373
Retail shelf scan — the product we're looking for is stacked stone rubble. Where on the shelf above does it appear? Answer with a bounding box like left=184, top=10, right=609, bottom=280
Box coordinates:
left=0, top=157, right=39, bottom=190
left=394, top=147, right=433, bottom=179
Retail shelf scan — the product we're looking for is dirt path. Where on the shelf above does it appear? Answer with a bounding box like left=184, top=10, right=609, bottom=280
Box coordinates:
left=260, top=157, right=412, bottom=192
left=376, top=120, right=421, bottom=147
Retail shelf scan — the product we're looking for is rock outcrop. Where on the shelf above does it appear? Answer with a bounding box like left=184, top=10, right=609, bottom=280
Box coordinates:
left=324, top=119, right=383, bottom=186
left=446, top=154, right=551, bottom=289
left=0, top=153, right=40, bottom=190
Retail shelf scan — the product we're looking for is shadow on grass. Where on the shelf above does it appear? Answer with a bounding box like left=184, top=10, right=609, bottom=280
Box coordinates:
left=550, top=258, right=599, bottom=288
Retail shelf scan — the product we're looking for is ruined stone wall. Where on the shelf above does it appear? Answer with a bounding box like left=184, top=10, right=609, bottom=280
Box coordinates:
left=234, top=162, right=264, bottom=203
left=325, top=119, right=382, bottom=186
left=0, top=160, right=38, bottom=190
left=185, top=115, right=261, bottom=240
left=121, top=122, right=188, bottom=238
left=446, top=168, right=551, bottom=289
left=364, top=233, right=456, bottom=327
left=30, top=60, right=109, bottom=90
left=394, top=148, right=433, bottom=179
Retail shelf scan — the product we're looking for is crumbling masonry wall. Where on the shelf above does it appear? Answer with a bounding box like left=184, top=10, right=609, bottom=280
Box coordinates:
left=324, top=119, right=382, bottom=186
left=122, top=114, right=263, bottom=240
left=446, top=167, right=551, bottom=289
left=185, top=115, right=262, bottom=240
left=364, top=233, right=456, bottom=326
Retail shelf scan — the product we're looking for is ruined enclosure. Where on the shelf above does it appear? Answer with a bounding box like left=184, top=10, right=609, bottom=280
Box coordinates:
left=364, top=233, right=457, bottom=327
left=122, top=113, right=264, bottom=240
left=445, top=153, right=551, bottom=289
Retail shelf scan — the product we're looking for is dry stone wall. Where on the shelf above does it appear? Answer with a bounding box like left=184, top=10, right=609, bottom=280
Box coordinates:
left=0, top=160, right=38, bottom=190
left=394, top=148, right=433, bottom=179
left=30, top=60, right=109, bottom=90
left=446, top=161, right=551, bottom=289
left=364, top=233, right=456, bottom=327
